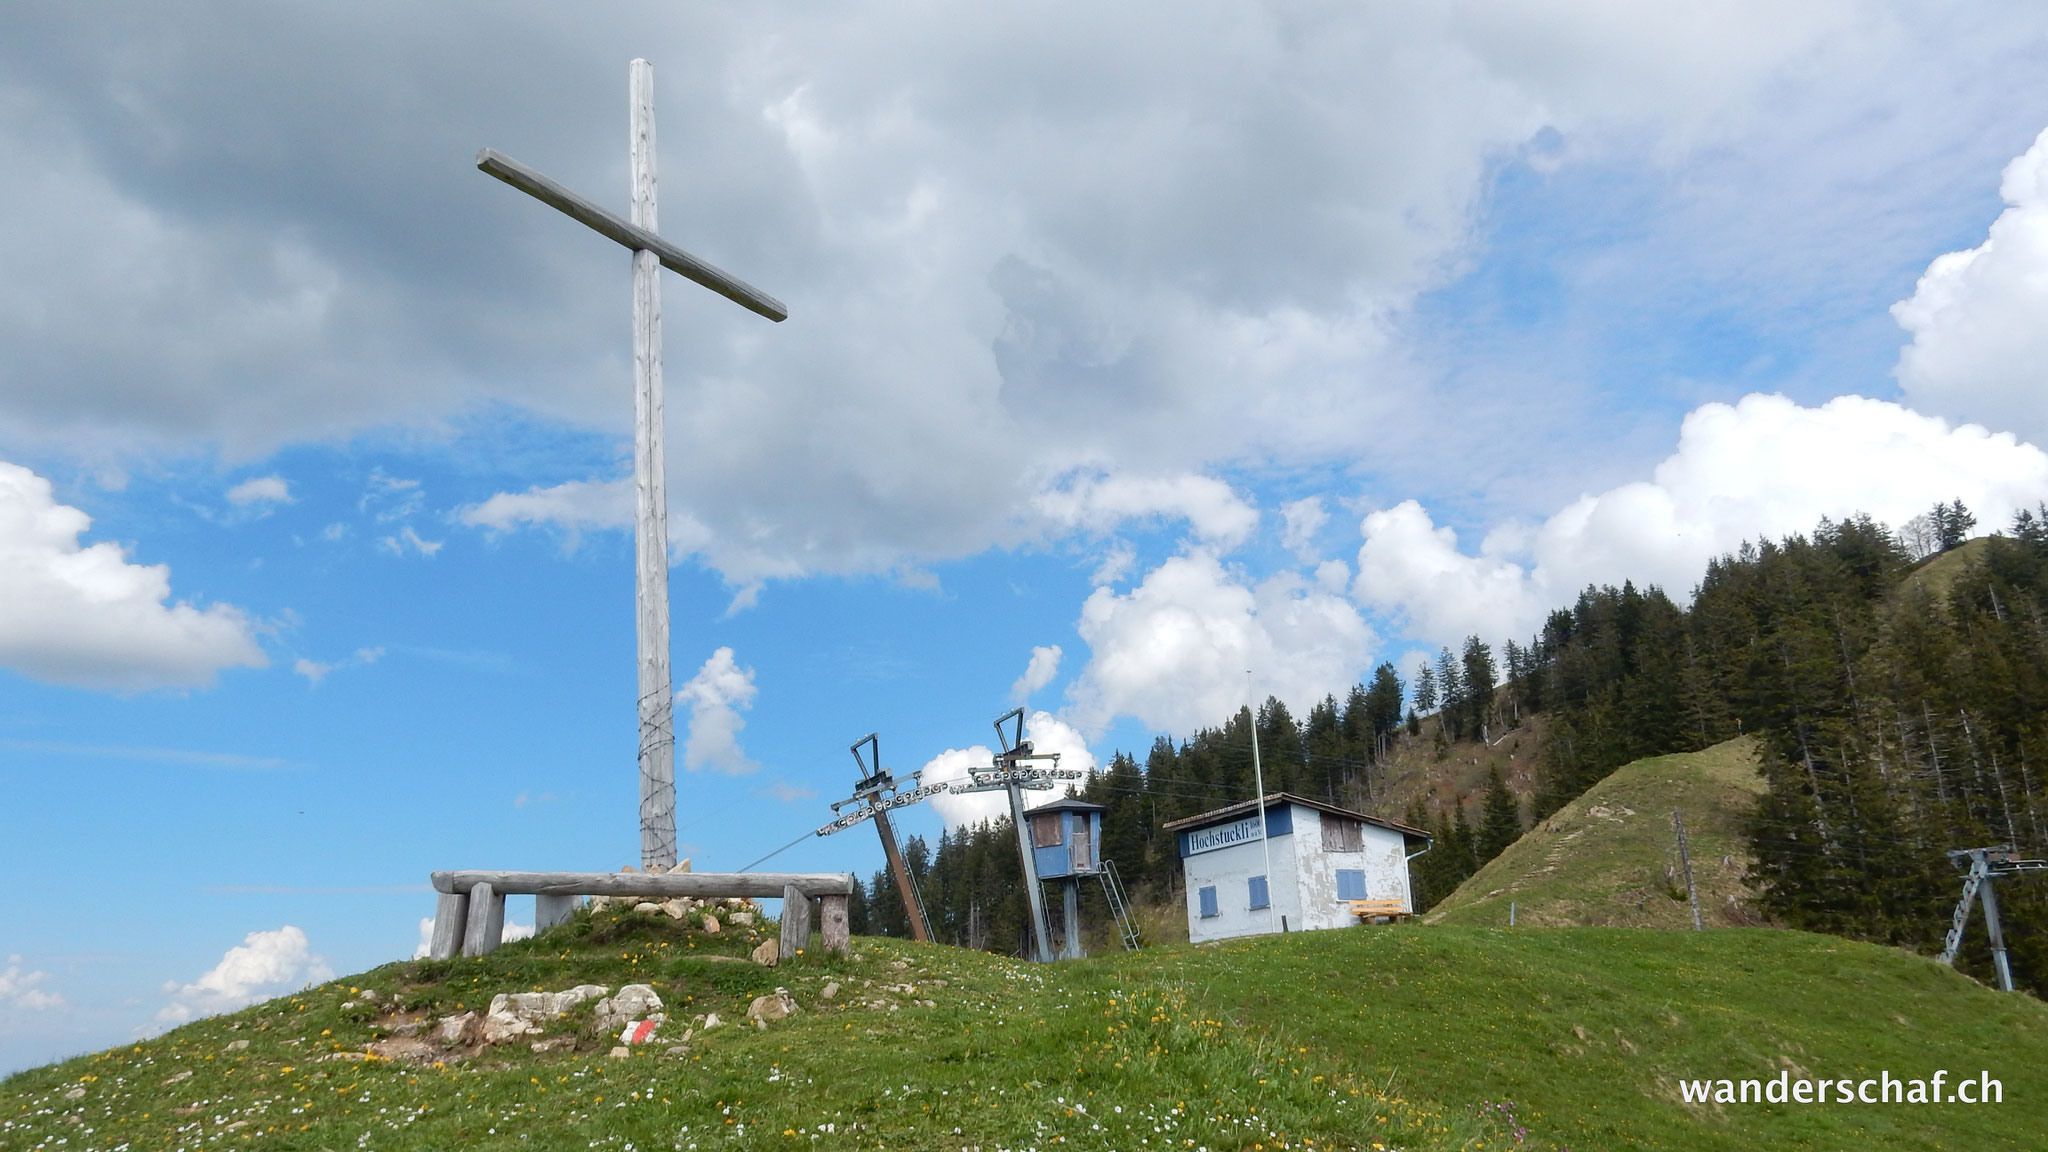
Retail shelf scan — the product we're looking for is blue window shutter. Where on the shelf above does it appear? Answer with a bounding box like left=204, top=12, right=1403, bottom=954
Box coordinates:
left=1198, top=885, right=1219, bottom=918
left=1248, top=875, right=1270, bottom=909
left=1336, top=869, right=1367, bottom=901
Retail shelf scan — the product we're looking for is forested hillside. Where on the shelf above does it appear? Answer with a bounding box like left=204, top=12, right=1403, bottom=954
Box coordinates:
left=1517, top=505, right=2048, bottom=993
left=852, top=501, right=2048, bottom=996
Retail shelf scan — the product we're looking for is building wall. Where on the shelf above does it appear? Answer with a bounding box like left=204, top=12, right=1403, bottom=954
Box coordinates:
left=1288, top=809, right=1417, bottom=931
left=1181, top=803, right=1418, bottom=942
left=1182, top=828, right=1301, bottom=944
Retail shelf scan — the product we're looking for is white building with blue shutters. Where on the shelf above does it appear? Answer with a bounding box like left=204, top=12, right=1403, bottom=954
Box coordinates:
left=1162, top=793, right=1431, bottom=943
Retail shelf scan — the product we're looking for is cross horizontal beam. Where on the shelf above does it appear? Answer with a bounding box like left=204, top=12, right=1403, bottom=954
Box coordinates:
left=477, top=148, right=788, bottom=322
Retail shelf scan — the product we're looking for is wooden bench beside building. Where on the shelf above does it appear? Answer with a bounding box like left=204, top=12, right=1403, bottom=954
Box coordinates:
left=428, top=870, right=857, bottom=961
left=1347, top=897, right=1411, bottom=923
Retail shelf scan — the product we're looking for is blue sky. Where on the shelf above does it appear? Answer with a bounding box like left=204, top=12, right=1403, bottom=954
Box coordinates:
left=6, top=1, right=2048, bottom=1072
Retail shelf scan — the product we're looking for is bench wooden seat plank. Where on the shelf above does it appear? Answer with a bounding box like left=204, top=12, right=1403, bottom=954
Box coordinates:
left=1348, top=898, right=1410, bottom=922
left=426, top=870, right=857, bottom=960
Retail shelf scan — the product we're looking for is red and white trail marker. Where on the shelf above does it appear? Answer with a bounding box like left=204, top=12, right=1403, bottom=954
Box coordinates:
left=619, top=1020, right=659, bottom=1045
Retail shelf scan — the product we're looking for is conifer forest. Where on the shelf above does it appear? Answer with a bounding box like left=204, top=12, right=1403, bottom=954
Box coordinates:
left=849, top=503, right=2048, bottom=998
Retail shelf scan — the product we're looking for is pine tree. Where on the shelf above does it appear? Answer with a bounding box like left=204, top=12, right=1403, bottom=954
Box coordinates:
left=1414, top=662, right=1438, bottom=714
left=1450, top=797, right=1479, bottom=878
left=1436, top=647, right=1465, bottom=737
left=1936, top=499, right=1978, bottom=551
left=1461, top=636, right=1497, bottom=740
left=1364, top=663, right=1405, bottom=746
left=1475, top=768, right=1522, bottom=863
left=1257, top=697, right=1307, bottom=795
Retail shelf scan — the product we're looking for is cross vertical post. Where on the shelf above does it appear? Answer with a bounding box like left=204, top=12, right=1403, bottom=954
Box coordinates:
left=477, top=58, right=785, bottom=870
left=630, top=59, right=676, bottom=872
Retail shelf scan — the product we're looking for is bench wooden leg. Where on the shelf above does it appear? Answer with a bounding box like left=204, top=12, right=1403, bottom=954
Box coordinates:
left=430, top=891, right=469, bottom=960
left=535, top=893, right=577, bottom=932
left=463, top=882, right=505, bottom=957
left=819, top=893, right=850, bottom=955
left=779, top=884, right=812, bottom=961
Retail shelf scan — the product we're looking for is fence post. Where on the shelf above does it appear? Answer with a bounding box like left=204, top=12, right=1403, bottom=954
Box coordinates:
left=780, top=884, right=813, bottom=961
left=463, top=882, right=505, bottom=957
left=430, top=891, right=469, bottom=960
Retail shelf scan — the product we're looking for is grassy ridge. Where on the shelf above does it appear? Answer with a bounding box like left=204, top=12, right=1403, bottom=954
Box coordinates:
left=1425, top=738, right=1768, bottom=930
left=6, top=908, right=2044, bottom=1150
left=0, top=910, right=1485, bottom=1152
left=1139, top=926, right=2047, bottom=1150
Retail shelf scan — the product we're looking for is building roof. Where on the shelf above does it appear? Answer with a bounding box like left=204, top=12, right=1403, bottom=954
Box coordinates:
left=1024, top=796, right=1107, bottom=815
left=1160, top=792, right=1430, bottom=847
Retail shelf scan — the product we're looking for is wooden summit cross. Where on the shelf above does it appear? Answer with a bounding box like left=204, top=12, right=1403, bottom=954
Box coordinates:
left=478, top=59, right=786, bottom=870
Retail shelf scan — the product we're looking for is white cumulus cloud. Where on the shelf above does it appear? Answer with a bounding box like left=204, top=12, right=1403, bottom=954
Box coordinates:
left=0, top=460, right=267, bottom=691
left=1032, top=472, right=1259, bottom=550
left=459, top=478, right=634, bottom=544
left=925, top=711, right=1100, bottom=828
left=1280, top=497, right=1330, bottom=562
left=0, top=956, right=64, bottom=1011
left=1010, top=645, right=1063, bottom=705
left=1353, top=393, right=2048, bottom=648
left=156, top=926, right=333, bottom=1027
left=1894, top=125, right=2048, bottom=449
left=1066, top=550, right=1377, bottom=737
left=224, top=475, right=292, bottom=507
left=678, top=647, right=759, bottom=775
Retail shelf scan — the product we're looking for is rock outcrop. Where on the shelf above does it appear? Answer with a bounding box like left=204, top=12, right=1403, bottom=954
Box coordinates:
left=594, top=984, right=664, bottom=1032
left=481, top=984, right=609, bottom=1043
left=746, top=988, right=800, bottom=1025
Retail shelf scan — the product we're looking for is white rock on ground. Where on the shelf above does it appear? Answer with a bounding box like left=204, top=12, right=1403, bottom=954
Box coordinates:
left=483, top=984, right=610, bottom=1043
left=750, top=937, right=779, bottom=966
left=435, top=1012, right=480, bottom=1047
left=595, top=984, right=664, bottom=1032
left=746, top=989, right=800, bottom=1025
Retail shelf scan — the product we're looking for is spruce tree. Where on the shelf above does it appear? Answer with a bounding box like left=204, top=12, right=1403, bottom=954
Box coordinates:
left=1461, top=636, right=1497, bottom=740
left=1475, top=767, right=1522, bottom=864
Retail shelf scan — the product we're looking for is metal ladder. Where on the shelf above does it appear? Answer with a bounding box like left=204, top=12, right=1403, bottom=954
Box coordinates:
left=1098, top=859, right=1143, bottom=951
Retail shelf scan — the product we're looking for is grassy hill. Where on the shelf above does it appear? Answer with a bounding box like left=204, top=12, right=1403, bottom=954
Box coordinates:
left=1897, top=537, right=1993, bottom=605
left=7, top=904, right=2046, bottom=1150
left=1426, top=737, right=1768, bottom=930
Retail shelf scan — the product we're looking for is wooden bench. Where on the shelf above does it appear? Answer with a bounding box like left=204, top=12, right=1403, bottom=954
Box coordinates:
left=1348, top=898, right=1411, bottom=923
left=428, top=870, right=858, bottom=961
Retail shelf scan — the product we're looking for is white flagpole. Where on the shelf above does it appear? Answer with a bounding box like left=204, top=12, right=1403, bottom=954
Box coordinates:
left=1248, top=671, right=1275, bottom=931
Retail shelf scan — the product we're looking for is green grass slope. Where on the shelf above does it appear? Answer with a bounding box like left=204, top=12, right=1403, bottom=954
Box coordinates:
left=1426, top=737, right=1768, bottom=930
left=7, top=907, right=2045, bottom=1150
left=1897, top=537, right=1993, bottom=606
